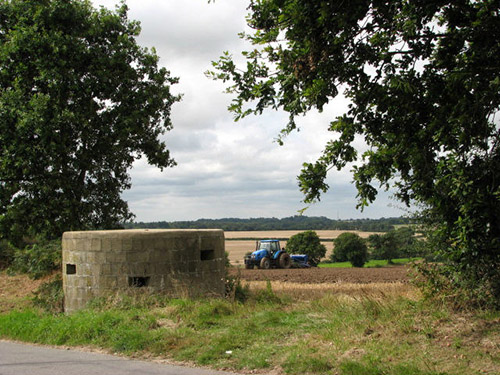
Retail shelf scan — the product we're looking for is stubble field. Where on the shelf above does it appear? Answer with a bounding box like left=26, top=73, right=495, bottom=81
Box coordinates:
left=224, top=230, right=380, bottom=239
left=224, top=230, right=413, bottom=289
left=224, top=230, right=380, bottom=265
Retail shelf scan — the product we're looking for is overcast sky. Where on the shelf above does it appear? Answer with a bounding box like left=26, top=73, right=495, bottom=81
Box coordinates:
left=91, top=0, right=407, bottom=222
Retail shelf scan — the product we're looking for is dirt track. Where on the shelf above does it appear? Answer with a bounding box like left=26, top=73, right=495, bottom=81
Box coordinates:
left=230, top=266, right=410, bottom=284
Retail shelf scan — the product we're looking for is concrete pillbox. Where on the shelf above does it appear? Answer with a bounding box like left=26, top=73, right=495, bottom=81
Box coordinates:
left=62, top=229, right=225, bottom=313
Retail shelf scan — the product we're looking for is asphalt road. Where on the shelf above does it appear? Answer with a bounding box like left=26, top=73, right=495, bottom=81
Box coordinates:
left=0, top=341, right=242, bottom=375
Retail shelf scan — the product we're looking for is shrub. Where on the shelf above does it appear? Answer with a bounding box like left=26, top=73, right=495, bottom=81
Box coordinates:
left=411, top=261, right=498, bottom=310
left=0, top=240, right=15, bottom=269
left=332, top=232, right=368, bottom=267
left=369, top=227, right=425, bottom=262
left=368, top=232, right=400, bottom=263
left=254, top=280, right=283, bottom=305
left=9, top=238, right=61, bottom=279
left=225, top=274, right=250, bottom=303
left=33, top=275, right=64, bottom=313
left=286, top=230, right=326, bottom=266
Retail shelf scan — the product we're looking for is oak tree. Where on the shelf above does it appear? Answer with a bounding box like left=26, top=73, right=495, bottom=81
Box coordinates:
left=210, top=0, right=500, bottom=306
left=332, top=232, right=368, bottom=268
left=0, top=0, right=179, bottom=241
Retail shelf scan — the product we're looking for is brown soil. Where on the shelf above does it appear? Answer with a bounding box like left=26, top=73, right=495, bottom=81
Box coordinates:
left=230, top=265, right=410, bottom=284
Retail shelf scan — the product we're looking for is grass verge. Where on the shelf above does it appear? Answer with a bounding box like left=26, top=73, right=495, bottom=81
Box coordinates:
left=0, top=275, right=498, bottom=375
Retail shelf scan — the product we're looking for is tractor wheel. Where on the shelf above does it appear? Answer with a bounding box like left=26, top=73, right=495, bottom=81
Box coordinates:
left=245, top=263, right=253, bottom=269
left=260, top=257, right=270, bottom=269
left=278, top=253, right=291, bottom=269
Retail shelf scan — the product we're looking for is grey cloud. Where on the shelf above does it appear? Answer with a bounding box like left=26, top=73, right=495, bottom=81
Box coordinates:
left=92, top=0, right=405, bottom=222
left=132, top=0, right=248, bottom=61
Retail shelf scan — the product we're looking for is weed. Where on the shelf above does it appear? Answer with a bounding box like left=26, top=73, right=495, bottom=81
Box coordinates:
left=283, top=351, right=333, bottom=374
left=253, top=279, right=283, bottom=304
left=8, top=239, right=61, bottom=279
left=411, top=261, right=500, bottom=310
left=0, top=274, right=498, bottom=375
left=339, top=360, right=443, bottom=375
left=225, top=269, right=250, bottom=303
left=32, top=275, right=63, bottom=313
left=0, top=240, right=15, bottom=269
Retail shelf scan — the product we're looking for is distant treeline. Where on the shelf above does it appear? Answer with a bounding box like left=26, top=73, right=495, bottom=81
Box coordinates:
left=124, top=216, right=412, bottom=232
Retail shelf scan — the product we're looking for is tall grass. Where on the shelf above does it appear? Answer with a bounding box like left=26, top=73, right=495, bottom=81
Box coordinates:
left=1, top=283, right=498, bottom=375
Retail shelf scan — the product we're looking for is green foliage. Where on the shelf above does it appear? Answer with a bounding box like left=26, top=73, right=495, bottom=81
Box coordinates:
left=333, top=232, right=368, bottom=267
left=32, top=275, right=63, bottom=313
left=338, top=361, right=439, bottom=375
left=286, top=230, right=326, bottom=266
left=394, top=227, right=424, bottom=258
left=283, top=352, right=333, bottom=374
left=368, top=227, right=422, bottom=262
left=369, top=233, right=399, bottom=263
left=0, top=0, right=179, bottom=241
left=211, top=0, right=500, bottom=308
left=413, top=259, right=499, bottom=311
left=225, top=270, right=251, bottom=303
left=9, top=239, right=61, bottom=279
left=0, top=239, right=14, bottom=268
left=126, top=216, right=409, bottom=232
left=253, top=279, right=283, bottom=305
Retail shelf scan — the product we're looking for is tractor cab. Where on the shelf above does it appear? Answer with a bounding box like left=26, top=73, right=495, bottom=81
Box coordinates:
left=244, top=239, right=291, bottom=269
left=257, top=239, right=280, bottom=255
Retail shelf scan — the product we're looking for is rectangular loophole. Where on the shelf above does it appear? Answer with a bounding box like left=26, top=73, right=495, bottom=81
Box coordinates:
left=128, top=276, right=150, bottom=287
left=66, top=264, right=76, bottom=275
left=200, top=249, right=215, bottom=261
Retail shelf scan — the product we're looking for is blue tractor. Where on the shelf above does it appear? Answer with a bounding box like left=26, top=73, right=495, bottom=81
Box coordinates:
left=244, top=239, right=291, bottom=269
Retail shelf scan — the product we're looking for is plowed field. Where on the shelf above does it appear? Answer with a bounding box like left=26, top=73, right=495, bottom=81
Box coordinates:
left=230, top=266, right=409, bottom=284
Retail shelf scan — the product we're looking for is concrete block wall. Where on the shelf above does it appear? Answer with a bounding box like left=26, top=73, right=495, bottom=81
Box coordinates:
left=62, top=229, right=225, bottom=313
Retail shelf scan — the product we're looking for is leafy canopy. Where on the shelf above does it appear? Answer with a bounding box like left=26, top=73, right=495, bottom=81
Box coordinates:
left=285, top=230, right=326, bottom=266
left=0, top=0, right=179, bottom=241
left=210, top=0, right=500, bottom=307
left=332, top=232, right=368, bottom=268
left=368, top=233, right=399, bottom=263
left=368, top=227, right=419, bottom=262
